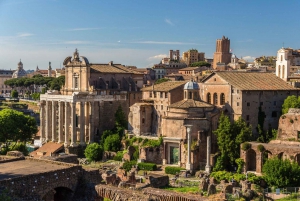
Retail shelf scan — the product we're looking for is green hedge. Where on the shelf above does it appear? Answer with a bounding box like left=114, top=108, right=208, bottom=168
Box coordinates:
left=165, top=166, right=185, bottom=175
left=137, top=162, right=157, bottom=171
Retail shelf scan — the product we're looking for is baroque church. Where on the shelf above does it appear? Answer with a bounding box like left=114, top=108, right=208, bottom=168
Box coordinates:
left=39, top=49, right=143, bottom=149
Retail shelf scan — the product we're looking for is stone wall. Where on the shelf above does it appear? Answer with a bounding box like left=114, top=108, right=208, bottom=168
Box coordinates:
left=278, top=108, right=300, bottom=140
left=139, top=146, right=163, bottom=164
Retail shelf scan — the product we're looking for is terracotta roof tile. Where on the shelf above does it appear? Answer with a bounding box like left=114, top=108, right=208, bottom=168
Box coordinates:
left=141, top=81, right=186, bottom=92
left=90, top=64, right=142, bottom=74
left=214, top=72, right=298, bottom=90
left=30, top=142, right=63, bottom=158
left=169, top=99, right=213, bottom=108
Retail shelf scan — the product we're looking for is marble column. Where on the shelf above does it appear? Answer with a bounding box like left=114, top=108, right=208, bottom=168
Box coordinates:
left=178, top=142, right=181, bottom=166
left=58, top=101, right=64, bottom=143
left=45, top=101, right=52, bottom=141
left=64, top=101, right=70, bottom=147
left=80, top=102, right=85, bottom=146
left=40, top=101, right=45, bottom=143
left=88, top=102, right=94, bottom=143
left=185, top=125, right=193, bottom=170
left=85, top=102, right=89, bottom=142
left=205, top=135, right=211, bottom=173
left=51, top=101, right=56, bottom=142
left=70, top=102, right=77, bottom=147
left=163, top=142, right=167, bottom=165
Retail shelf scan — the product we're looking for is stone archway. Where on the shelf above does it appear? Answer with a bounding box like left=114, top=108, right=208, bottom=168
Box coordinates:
left=263, top=150, right=272, bottom=165
left=247, top=149, right=256, bottom=171
left=42, top=186, right=73, bottom=201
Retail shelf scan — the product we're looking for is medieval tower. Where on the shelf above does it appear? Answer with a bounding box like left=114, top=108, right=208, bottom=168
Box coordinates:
left=213, top=36, right=232, bottom=69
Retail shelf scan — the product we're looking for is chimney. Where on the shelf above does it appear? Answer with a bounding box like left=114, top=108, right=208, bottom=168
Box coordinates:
left=109, top=61, right=113, bottom=66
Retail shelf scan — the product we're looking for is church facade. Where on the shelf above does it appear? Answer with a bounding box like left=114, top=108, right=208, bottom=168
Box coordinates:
left=39, top=49, right=143, bottom=147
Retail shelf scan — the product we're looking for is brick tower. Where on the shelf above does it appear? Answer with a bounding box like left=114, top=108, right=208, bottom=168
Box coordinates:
left=213, top=36, right=232, bottom=69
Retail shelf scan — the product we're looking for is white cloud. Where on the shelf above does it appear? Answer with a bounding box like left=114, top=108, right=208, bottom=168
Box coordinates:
left=63, top=41, right=90, bottom=45
left=132, top=41, right=196, bottom=45
left=242, top=56, right=256, bottom=61
left=16, top=33, right=34, bottom=37
left=66, top=27, right=102, bottom=31
left=165, top=19, right=174, bottom=26
left=148, top=54, right=167, bottom=60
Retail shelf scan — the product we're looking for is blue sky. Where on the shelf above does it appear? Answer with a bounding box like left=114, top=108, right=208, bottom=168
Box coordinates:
left=0, top=0, right=300, bottom=70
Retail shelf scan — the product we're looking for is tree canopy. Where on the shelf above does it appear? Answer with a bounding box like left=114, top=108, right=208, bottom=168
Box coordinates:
left=213, top=113, right=252, bottom=171
left=263, top=158, right=300, bottom=187
left=11, top=90, right=18, bottom=98
left=190, top=61, right=211, bottom=67
left=282, top=95, right=300, bottom=114
left=154, top=78, right=170, bottom=84
left=0, top=109, right=38, bottom=152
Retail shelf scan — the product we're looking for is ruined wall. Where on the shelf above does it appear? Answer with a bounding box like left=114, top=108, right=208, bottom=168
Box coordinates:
left=139, top=146, right=163, bottom=164
left=278, top=108, right=300, bottom=140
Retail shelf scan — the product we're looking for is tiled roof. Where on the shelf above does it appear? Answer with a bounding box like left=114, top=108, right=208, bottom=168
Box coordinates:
left=30, top=142, right=63, bottom=158
left=208, top=72, right=298, bottom=90
left=169, top=99, right=213, bottom=108
left=141, top=81, right=186, bottom=92
left=90, top=64, right=142, bottom=74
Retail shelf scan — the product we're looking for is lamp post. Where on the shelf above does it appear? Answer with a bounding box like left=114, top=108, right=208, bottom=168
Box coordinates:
left=184, top=124, right=193, bottom=171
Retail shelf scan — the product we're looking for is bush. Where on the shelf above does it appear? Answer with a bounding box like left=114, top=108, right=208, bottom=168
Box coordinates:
left=84, top=143, right=103, bottom=162
left=241, top=142, right=251, bottom=151
left=113, top=151, right=125, bottom=161
left=235, top=158, right=245, bottom=174
left=142, top=137, right=163, bottom=148
left=137, top=162, right=157, bottom=171
left=104, top=134, right=121, bottom=152
left=122, top=160, right=137, bottom=172
left=257, top=144, right=265, bottom=152
left=165, top=166, right=185, bottom=175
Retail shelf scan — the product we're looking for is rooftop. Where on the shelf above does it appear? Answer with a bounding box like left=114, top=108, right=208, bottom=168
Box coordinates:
left=90, top=63, right=142, bottom=74
left=141, top=81, right=185, bottom=92
left=169, top=99, right=213, bottom=109
left=204, top=72, right=298, bottom=90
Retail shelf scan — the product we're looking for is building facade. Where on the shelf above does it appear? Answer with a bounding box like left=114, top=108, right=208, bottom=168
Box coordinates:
left=200, top=72, right=299, bottom=134
left=40, top=49, right=143, bottom=147
left=0, top=69, right=13, bottom=95
left=182, top=49, right=205, bottom=66
left=276, top=48, right=300, bottom=81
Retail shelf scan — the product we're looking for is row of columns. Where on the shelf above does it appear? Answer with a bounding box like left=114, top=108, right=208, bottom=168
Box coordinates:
left=40, top=100, right=95, bottom=147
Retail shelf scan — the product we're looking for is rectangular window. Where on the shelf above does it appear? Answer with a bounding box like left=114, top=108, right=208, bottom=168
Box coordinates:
left=161, top=105, right=163, bottom=110
left=232, top=89, right=234, bottom=93
left=298, top=131, right=300, bottom=139
left=246, top=115, right=250, bottom=121
left=154, top=92, right=157, bottom=98
left=237, top=90, right=239, bottom=93
left=160, top=92, right=163, bottom=98
left=74, top=77, right=78, bottom=88
left=260, top=102, right=263, bottom=106
left=165, top=92, right=168, bottom=98
left=247, top=102, right=250, bottom=107
left=237, top=102, right=239, bottom=106
left=273, top=101, right=277, bottom=106
left=150, top=92, right=152, bottom=98
left=272, top=111, right=277, bottom=117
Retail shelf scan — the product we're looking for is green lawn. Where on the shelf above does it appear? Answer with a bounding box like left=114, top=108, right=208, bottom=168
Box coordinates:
left=162, top=186, right=200, bottom=193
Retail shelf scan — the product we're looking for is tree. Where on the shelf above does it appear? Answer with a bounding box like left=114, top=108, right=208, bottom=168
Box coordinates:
left=282, top=95, right=300, bottom=114
left=114, top=105, right=127, bottom=133
left=154, top=78, right=170, bottom=84
left=84, top=143, right=103, bottom=162
left=213, top=113, right=252, bottom=171
left=11, top=90, right=18, bottom=98
left=0, top=109, right=38, bottom=153
left=104, top=134, right=121, bottom=152
left=263, top=158, right=300, bottom=187
left=31, top=93, right=40, bottom=101
left=190, top=61, right=211, bottom=67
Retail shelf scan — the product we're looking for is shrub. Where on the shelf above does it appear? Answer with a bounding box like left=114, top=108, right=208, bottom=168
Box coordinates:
left=165, top=166, right=185, bottom=175
left=137, top=162, right=157, bottom=171
left=235, top=158, right=245, bottom=174
left=257, top=144, right=265, bottom=152
left=142, top=137, right=163, bottom=148
left=9, top=142, right=29, bottom=156
left=84, top=143, right=103, bottom=162
left=113, top=151, right=125, bottom=161
left=122, top=160, right=137, bottom=172
left=104, top=134, right=121, bottom=152
left=241, top=142, right=251, bottom=151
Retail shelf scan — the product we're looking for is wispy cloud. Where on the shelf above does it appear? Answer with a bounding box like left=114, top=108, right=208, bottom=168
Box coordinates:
left=16, top=33, right=34, bottom=37
left=148, top=54, right=167, bottom=60
left=242, top=56, right=256, bottom=61
left=63, top=41, right=90, bottom=45
left=132, top=41, right=197, bottom=45
left=66, top=27, right=102, bottom=31
left=165, top=19, right=174, bottom=26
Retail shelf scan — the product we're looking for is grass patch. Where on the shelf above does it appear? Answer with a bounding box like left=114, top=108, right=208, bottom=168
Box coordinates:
left=162, top=186, right=200, bottom=193
left=276, top=193, right=299, bottom=201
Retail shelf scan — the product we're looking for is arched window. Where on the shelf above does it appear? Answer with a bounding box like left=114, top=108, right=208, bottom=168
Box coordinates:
left=278, top=65, right=281, bottom=77
left=282, top=65, right=285, bottom=78
left=207, top=93, right=211, bottom=103
left=220, top=93, right=225, bottom=105
left=189, top=92, right=192, bottom=99
left=213, top=93, right=218, bottom=105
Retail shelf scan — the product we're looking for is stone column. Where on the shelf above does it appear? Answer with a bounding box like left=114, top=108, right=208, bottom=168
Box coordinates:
left=163, top=142, right=167, bottom=165
left=80, top=102, right=85, bottom=146
left=51, top=101, right=56, bottom=142
left=45, top=101, right=52, bottom=141
left=205, top=135, right=211, bottom=173
left=178, top=142, right=181, bottom=166
left=64, top=101, right=70, bottom=147
left=70, top=102, right=77, bottom=147
left=58, top=101, right=64, bottom=143
left=88, top=102, right=94, bottom=143
left=40, top=101, right=45, bottom=143
left=85, top=102, right=89, bottom=142
left=185, top=125, right=193, bottom=170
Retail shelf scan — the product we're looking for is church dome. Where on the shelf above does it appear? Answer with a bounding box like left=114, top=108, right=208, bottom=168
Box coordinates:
left=232, top=54, right=236, bottom=58
left=184, top=80, right=199, bottom=90
left=18, top=60, right=23, bottom=66
left=12, top=60, right=27, bottom=78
